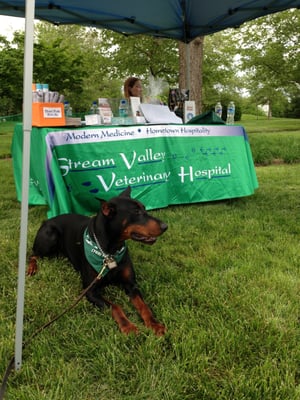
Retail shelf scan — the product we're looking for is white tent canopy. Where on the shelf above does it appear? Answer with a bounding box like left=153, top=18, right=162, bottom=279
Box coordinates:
left=1, top=0, right=299, bottom=370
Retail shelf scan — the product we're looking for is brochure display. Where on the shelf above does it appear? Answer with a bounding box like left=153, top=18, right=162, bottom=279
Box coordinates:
left=32, top=102, right=65, bottom=127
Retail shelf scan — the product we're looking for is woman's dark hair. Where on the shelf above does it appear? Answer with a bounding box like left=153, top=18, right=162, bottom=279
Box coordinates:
left=124, top=77, right=140, bottom=98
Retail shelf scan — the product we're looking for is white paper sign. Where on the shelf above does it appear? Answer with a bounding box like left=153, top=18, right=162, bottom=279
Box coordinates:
left=43, top=107, right=62, bottom=119
left=139, top=104, right=183, bottom=124
left=184, top=101, right=196, bottom=123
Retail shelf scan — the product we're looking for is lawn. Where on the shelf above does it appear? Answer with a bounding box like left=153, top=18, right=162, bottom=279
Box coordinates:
left=241, top=115, right=300, bottom=164
left=1, top=116, right=300, bottom=399
left=241, top=114, right=300, bottom=133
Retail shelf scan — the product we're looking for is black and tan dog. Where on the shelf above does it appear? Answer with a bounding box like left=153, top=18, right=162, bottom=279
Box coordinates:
left=27, top=187, right=168, bottom=336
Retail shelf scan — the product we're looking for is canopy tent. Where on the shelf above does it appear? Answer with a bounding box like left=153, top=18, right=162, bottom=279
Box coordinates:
left=1, top=0, right=299, bottom=371
left=1, top=0, right=299, bottom=42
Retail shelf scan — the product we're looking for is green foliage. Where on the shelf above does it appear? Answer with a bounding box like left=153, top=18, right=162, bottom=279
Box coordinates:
left=202, top=30, right=243, bottom=105
left=33, top=38, right=85, bottom=100
left=239, top=97, right=266, bottom=116
left=0, top=33, right=24, bottom=114
left=236, top=9, right=300, bottom=117
left=99, top=30, right=179, bottom=86
left=286, top=96, right=300, bottom=118
left=1, top=157, right=300, bottom=399
left=0, top=10, right=299, bottom=117
left=33, top=23, right=117, bottom=112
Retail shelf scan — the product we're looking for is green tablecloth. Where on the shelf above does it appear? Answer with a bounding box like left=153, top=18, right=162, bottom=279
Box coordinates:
left=12, top=123, right=258, bottom=218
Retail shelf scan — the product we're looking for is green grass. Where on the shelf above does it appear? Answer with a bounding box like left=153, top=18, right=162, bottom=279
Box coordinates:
left=240, top=115, right=300, bottom=164
left=0, top=121, right=16, bottom=159
left=241, top=114, right=300, bottom=133
left=1, top=155, right=300, bottom=398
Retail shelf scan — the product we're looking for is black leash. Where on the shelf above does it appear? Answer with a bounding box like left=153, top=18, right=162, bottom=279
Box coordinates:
left=0, top=273, right=103, bottom=400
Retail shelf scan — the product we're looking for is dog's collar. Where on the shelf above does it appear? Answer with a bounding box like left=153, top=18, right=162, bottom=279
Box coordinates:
left=83, top=228, right=127, bottom=277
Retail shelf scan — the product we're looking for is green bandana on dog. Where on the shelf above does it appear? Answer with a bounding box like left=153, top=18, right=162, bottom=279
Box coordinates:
left=83, top=228, right=127, bottom=276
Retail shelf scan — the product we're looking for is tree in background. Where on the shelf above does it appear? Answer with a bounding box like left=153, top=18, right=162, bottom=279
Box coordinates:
left=201, top=29, right=245, bottom=120
left=0, top=10, right=298, bottom=118
left=33, top=23, right=121, bottom=111
left=236, top=9, right=300, bottom=118
left=99, top=30, right=240, bottom=116
left=0, top=32, right=24, bottom=115
left=99, top=30, right=179, bottom=101
left=178, top=37, right=204, bottom=115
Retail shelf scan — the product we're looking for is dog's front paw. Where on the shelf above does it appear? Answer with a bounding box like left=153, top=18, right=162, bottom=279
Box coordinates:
left=151, top=322, right=166, bottom=336
left=111, top=304, right=139, bottom=335
left=120, top=323, right=139, bottom=335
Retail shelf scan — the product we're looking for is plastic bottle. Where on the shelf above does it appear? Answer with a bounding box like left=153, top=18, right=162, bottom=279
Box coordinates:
left=68, top=103, right=73, bottom=117
left=226, top=101, right=235, bottom=124
left=64, top=101, right=72, bottom=117
left=119, top=99, right=129, bottom=123
left=35, top=83, right=43, bottom=102
left=90, top=101, right=98, bottom=114
left=42, top=83, right=49, bottom=102
left=215, top=102, right=222, bottom=119
left=64, top=101, right=69, bottom=116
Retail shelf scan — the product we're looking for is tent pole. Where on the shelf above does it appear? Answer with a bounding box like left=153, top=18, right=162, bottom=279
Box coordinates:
left=185, top=43, right=190, bottom=91
left=14, top=0, right=35, bottom=371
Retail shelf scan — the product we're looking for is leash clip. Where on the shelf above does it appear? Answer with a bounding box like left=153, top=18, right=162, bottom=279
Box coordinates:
left=104, top=256, right=117, bottom=270
left=97, top=257, right=117, bottom=280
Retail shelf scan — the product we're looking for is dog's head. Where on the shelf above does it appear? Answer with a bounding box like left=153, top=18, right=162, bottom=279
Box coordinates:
left=98, top=187, right=167, bottom=245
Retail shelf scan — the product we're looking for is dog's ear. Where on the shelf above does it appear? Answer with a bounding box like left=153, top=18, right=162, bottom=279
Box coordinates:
left=101, top=201, right=116, bottom=217
left=119, top=186, right=131, bottom=198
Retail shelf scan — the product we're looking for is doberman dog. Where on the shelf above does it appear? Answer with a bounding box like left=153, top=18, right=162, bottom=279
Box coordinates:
left=27, top=187, right=168, bottom=336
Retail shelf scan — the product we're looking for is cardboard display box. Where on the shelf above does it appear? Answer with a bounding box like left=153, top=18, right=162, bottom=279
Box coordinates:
left=32, top=102, right=65, bottom=127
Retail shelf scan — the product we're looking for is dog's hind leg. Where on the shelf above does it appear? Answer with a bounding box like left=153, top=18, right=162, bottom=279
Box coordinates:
left=27, top=255, right=39, bottom=276
left=27, top=221, right=62, bottom=276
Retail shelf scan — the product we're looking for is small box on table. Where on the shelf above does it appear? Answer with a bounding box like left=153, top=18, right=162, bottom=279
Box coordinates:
left=32, top=102, right=65, bottom=127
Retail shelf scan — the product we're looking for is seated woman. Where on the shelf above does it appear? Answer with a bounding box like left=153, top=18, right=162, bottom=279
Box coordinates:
left=124, top=77, right=143, bottom=100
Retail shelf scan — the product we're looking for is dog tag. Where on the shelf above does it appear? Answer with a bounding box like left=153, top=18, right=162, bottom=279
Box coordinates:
left=104, top=256, right=117, bottom=270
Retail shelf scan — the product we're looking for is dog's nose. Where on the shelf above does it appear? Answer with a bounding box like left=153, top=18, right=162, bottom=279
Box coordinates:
left=160, top=222, right=168, bottom=232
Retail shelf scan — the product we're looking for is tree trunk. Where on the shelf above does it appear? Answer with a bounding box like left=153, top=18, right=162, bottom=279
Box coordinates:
left=267, top=99, right=272, bottom=119
left=178, top=36, right=204, bottom=115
